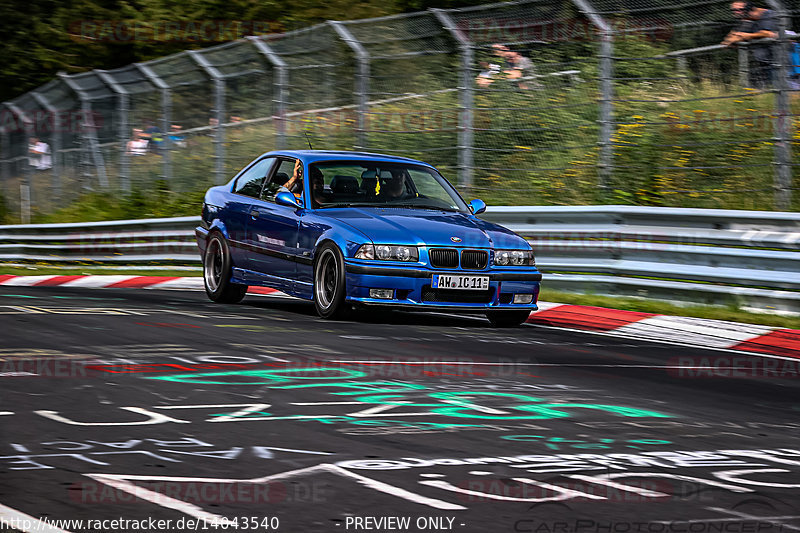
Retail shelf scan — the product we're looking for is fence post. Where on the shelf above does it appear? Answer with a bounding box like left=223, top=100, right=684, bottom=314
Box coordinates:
left=738, top=43, right=750, bottom=88
left=766, top=0, right=792, bottom=210
left=571, top=0, right=614, bottom=195
left=189, top=51, right=227, bottom=185
left=135, top=63, right=172, bottom=182
left=330, top=21, right=370, bottom=150
left=432, top=8, right=474, bottom=193
left=249, top=37, right=289, bottom=150
left=5, top=102, right=33, bottom=222
left=30, top=91, right=62, bottom=200
left=0, top=122, right=7, bottom=189
left=96, top=71, right=130, bottom=192
left=58, top=73, right=109, bottom=190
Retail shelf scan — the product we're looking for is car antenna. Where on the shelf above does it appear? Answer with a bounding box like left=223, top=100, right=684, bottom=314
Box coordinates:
left=303, top=131, right=314, bottom=150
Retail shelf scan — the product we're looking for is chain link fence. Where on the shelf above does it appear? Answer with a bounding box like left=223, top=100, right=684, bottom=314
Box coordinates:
left=2, top=0, right=800, bottom=223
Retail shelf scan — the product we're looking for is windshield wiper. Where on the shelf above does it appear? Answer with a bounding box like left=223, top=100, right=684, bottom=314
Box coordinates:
left=318, top=202, right=361, bottom=209
left=387, top=204, right=459, bottom=212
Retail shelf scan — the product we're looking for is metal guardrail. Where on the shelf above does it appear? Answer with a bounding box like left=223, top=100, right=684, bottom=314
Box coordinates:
left=2, top=206, right=799, bottom=312
left=0, top=216, right=200, bottom=263
left=481, top=206, right=800, bottom=312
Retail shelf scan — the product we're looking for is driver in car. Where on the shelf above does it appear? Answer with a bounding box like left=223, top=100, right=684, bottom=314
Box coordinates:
left=279, top=159, right=303, bottom=199
left=380, top=170, right=409, bottom=202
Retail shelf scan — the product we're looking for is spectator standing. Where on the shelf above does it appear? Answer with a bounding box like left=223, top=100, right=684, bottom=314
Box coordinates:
left=126, top=129, right=148, bottom=156
left=168, top=124, right=187, bottom=148
left=479, top=44, right=536, bottom=89
left=476, top=61, right=502, bottom=88
left=28, top=137, right=52, bottom=170
left=504, top=49, right=536, bottom=89
left=143, top=122, right=164, bottom=152
left=722, top=2, right=777, bottom=88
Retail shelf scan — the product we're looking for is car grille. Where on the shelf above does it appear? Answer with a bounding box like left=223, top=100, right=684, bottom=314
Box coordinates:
left=460, top=250, right=488, bottom=270
left=421, top=286, right=495, bottom=304
left=429, top=248, right=459, bottom=269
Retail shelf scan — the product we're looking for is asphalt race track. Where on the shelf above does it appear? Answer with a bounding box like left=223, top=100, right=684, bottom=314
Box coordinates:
left=1, top=286, right=799, bottom=533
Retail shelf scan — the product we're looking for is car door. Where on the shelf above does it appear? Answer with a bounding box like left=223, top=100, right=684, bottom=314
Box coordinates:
left=245, top=158, right=303, bottom=285
left=225, top=156, right=277, bottom=270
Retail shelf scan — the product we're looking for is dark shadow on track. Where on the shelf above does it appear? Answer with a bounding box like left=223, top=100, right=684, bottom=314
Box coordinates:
left=242, top=296, right=496, bottom=328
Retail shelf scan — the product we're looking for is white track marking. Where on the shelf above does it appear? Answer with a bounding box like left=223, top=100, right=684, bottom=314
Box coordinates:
left=566, top=474, right=670, bottom=497
left=0, top=503, right=72, bottom=533
left=419, top=477, right=605, bottom=502
left=325, top=465, right=466, bottom=510
left=87, top=462, right=464, bottom=521
left=86, top=474, right=226, bottom=524
left=705, top=507, right=800, bottom=532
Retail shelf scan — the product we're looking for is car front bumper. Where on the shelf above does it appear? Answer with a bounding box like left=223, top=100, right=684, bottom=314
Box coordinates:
left=344, top=261, right=541, bottom=310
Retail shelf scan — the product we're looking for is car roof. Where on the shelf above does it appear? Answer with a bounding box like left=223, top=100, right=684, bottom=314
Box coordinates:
left=259, top=150, right=432, bottom=166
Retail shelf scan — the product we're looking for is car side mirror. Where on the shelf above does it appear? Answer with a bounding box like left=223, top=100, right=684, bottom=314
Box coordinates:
left=275, top=191, right=301, bottom=209
left=469, top=199, right=487, bottom=215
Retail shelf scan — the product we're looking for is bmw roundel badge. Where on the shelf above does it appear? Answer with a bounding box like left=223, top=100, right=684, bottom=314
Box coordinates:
left=450, top=236, right=462, bottom=243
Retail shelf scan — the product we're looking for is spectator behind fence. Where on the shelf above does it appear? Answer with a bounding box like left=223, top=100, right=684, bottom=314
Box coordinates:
left=478, top=44, right=535, bottom=89
left=126, top=128, right=148, bottom=156
left=504, top=48, right=536, bottom=89
left=142, top=122, right=164, bottom=153
left=169, top=124, right=186, bottom=148
left=722, top=2, right=777, bottom=88
left=786, top=30, right=800, bottom=89
left=28, top=137, right=52, bottom=170
left=476, top=61, right=502, bottom=87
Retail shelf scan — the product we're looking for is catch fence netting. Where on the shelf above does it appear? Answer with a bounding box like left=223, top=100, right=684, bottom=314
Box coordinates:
left=1, top=0, right=799, bottom=223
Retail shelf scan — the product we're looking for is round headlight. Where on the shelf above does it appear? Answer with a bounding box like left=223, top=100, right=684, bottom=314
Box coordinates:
left=496, top=251, right=510, bottom=265
left=376, top=245, right=392, bottom=260
left=511, top=250, right=525, bottom=265
left=396, top=246, right=411, bottom=261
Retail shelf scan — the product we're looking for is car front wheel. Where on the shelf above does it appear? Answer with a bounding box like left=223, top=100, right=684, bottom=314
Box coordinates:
left=313, top=243, right=350, bottom=319
left=486, top=310, right=531, bottom=328
left=203, top=232, right=248, bottom=304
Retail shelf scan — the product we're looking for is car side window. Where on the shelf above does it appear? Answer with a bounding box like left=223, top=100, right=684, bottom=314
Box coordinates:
left=233, top=158, right=276, bottom=198
left=262, top=158, right=302, bottom=201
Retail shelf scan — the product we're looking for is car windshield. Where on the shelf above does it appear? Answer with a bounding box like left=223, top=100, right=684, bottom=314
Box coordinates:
left=309, top=161, right=469, bottom=212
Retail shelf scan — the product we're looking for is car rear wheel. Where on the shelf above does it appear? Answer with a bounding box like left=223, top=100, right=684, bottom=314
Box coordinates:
left=203, top=232, right=248, bottom=304
left=313, top=243, right=350, bottom=319
left=486, top=310, right=531, bottom=327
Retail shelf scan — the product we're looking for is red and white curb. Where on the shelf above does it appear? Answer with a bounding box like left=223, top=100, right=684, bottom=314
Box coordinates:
left=0, top=274, right=279, bottom=295
left=527, top=302, right=800, bottom=359
left=1, top=275, right=798, bottom=358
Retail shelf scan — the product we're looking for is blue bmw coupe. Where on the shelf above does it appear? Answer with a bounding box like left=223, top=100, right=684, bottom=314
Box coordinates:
left=196, top=150, right=541, bottom=326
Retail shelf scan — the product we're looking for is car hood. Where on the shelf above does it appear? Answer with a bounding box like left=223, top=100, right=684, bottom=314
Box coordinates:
left=318, top=207, right=529, bottom=249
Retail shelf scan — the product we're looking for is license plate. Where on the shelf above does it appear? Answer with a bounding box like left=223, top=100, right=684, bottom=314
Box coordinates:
left=432, top=274, right=490, bottom=290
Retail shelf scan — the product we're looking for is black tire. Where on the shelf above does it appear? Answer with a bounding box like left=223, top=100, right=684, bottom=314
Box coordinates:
left=203, top=232, right=248, bottom=304
left=486, top=310, right=532, bottom=328
left=313, top=242, right=351, bottom=319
